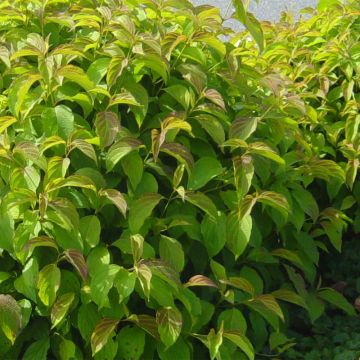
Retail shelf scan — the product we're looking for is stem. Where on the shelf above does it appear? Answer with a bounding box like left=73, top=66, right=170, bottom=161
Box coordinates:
left=161, top=190, right=176, bottom=217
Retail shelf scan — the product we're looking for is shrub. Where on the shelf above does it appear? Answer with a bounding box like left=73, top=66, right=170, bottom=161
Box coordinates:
left=0, top=0, right=358, bottom=359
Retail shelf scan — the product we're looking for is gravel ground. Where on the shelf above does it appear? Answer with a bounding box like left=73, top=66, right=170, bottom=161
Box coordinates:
left=193, top=0, right=318, bottom=30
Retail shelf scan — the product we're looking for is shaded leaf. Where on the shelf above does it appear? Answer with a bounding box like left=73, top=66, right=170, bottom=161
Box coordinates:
left=23, top=337, right=50, bottom=360
left=128, top=193, right=163, bottom=234
left=272, top=289, right=307, bottom=309
left=159, top=235, right=185, bottom=272
left=317, top=288, right=355, bottom=316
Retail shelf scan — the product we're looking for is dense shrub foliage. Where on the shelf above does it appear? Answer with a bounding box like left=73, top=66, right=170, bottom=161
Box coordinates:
left=0, top=0, right=359, bottom=359
left=287, top=238, right=360, bottom=359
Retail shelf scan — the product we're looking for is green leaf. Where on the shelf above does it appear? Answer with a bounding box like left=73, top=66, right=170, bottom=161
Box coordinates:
left=37, top=264, right=61, bottom=307
left=106, top=138, right=143, bottom=171
left=159, top=235, right=185, bottom=272
left=305, top=293, right=325, bottom=323
left=100, top=189, right=127, bottom=217
left=197, top=34, right=226, bottom=57
left=201, top=213, right=227, bottom=257
left=226, top=213, right=252, bottom=259
left=157, top=336, right=191, bottom=360
left=184, top=191, right=218, bottom=219
left=233, top=0, right=265, bottom=52
left=220, top=277, right=255, bottom=296
left=42, top=105, right=74, bottom=140
left=90, top=264, right=121, bottom=308
left=207, top=326, right=223, bottom=360
left=295, top=232, right=319, bottom=265
left=188, top=157, right=223, bottom=190
left=127, top=314, right=159, bottom=339
left=64, top=249, right=88, bottom=281
left=245, top=298, right=279, bottom=330
left=8, top=72, right=42, bottom=117
left=14, top=258, right=39, bottom=302
left=0, top=214, right=14, bottom=253
left=131, top=234, right=144, bottom=264
left=69, top=139, right=97, bottom=164
left=80, top=215, right=101, bottom=248
left=0, top=116, right=17, bottom=134
left=24, top=236, right=59, bottom=252
left=317, top=0, right=341, bottom=10
left=0, top=295, right=22, bottom=344
left=128, top=193, right=163, bottom=234
left=233, top=155, right=254, bottom=199
left=134, top=54, right=169, bottom=82
left=165, top=85, right=194, bottom=110
left=257, top=191, right=290, bottom=218
left=95, top=111, right=120, bottom=149
left=122, top=151, right=144, bottom=190
left=204, top=89, right=225, bottom=110
left=51, top=293, right=75, bottom=328
left=0, top=46, right=10, bottom=68
left=223, top=331, right=255, bottom=360
left=0, top=272, right=11, bottom=285
left=114, top=268, right=137, bottom=303
left=229, top=117, right=258, bottom=140
left=253, top=295, right=284, bottom=321
left=123, top=82, right=149, bottom=128
left=249, top=142, right=284, bottom=165
left=77, top=303, right=101, bottom=342
left=46, top=174, right=96, bottom=192
left=91, top=318, right=119, bottom=356
left=317, top=288, right=356, bottom=316
left=87, top=247, right=110, bottom=276
left=46, top=198, right=80, bottom=232
left=117, top=326, right=145, bottom=360
left=13, top=141, right=46, bottom=170
left=271, top=249, right=303, bottom=269
left=292, top=186, right=319, bottom=221
left=272, top=289, right=307, bottom=309
left=108, top=91, right=141, bottom=108
left=194, top=114, right=225, bottom=145
left=23, top=337, right=50, bottom=360
left=156, top=307, right=183, bottom=348
left=184, top=275, right=218, bottom=289
left=217, top=309, right=247, bottom=333
left=87, top=57, right=110, bottom=84
left=59, top=338, right=76, bottom=360
left=161, top=142, right=194, bottom=175
left=18, top=299, right=32, bottom=329
left=136, top=263, right=152, bottom=299
left=58, top=65, right=95, bottom=91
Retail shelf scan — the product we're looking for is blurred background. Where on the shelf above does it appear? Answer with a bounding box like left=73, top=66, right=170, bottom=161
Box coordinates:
left=193, top=0, right=318, bottom=28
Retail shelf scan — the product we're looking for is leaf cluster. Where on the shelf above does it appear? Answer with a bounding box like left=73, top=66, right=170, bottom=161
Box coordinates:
left=0, top=0, right=359, bottom=359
